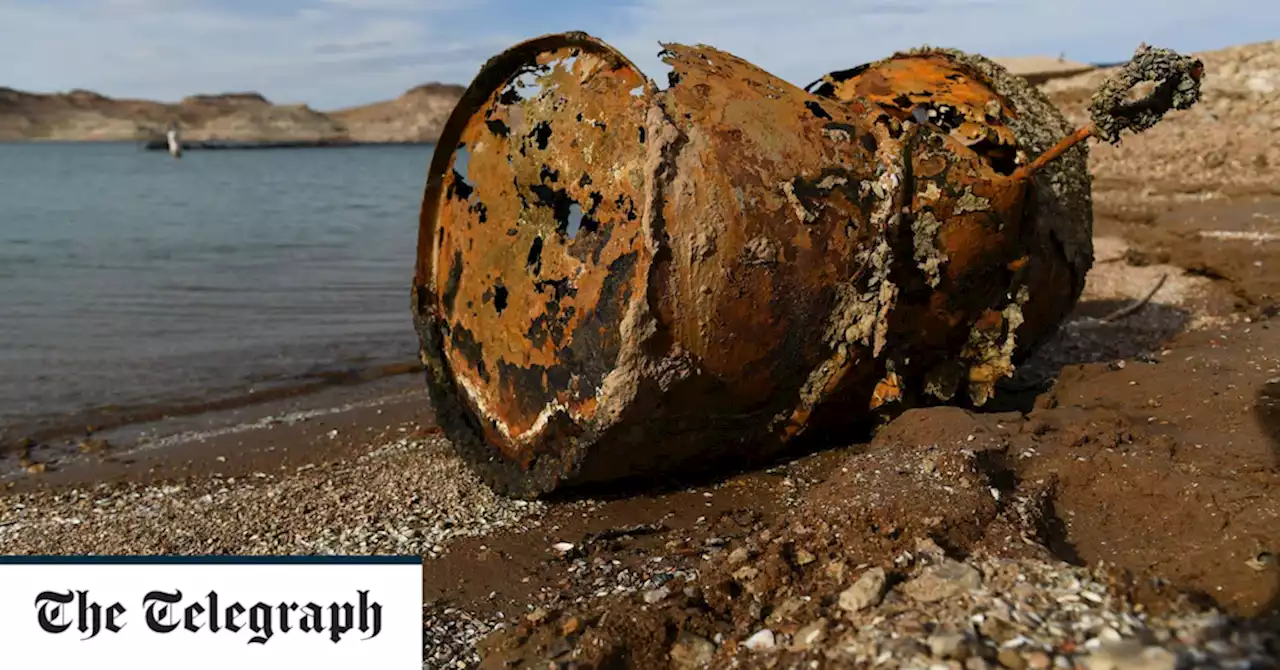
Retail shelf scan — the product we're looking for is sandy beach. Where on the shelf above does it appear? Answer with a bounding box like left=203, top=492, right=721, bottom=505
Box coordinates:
left=3, top=39, right=1279, bottom=669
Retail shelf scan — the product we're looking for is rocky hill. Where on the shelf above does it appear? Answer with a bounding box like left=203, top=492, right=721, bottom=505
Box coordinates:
left=0, top=83, right=465, bottom=145
left=330, top=82, right=464, bottom=143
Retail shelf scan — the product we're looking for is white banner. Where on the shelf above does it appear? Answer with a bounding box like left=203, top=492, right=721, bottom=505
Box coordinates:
left=0, top=557, right=422, bottom=670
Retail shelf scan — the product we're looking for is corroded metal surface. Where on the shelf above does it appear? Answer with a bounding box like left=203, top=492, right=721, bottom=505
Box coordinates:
left=413, top=33, right=1194, bottom=497
left=807, top=48, right=1096, bottom=403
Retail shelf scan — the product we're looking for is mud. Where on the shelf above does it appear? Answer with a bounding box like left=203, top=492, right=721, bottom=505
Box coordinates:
left=465, top=192, right=1280, bottom=667
left=473, top=312, right=1280, bottom=667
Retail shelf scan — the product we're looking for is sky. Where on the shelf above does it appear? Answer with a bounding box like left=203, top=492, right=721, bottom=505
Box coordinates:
left=1, top=0, right=1277, bottom=110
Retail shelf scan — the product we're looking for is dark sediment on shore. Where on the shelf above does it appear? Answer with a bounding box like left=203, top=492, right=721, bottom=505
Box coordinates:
left=0, top=361, right=425, bottom=475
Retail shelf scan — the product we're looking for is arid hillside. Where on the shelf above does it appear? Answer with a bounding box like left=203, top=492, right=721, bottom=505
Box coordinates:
left=330, top=82, right=465, bottom=143
left=0, top=83, right=465, bottom=144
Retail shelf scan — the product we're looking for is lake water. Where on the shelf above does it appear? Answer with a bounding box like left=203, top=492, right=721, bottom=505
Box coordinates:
left=0, top=142, right=435, bottom=444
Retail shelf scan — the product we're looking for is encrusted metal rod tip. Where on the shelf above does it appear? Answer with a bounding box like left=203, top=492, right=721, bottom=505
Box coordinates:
left=1089, top=44, right=1204, bottom=144
left=1014, top=43, right=1204, bottom=180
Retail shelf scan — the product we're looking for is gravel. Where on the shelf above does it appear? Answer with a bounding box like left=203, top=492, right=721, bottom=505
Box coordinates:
left=0, top=435, right=543, bottom=557
left=0, top=433, right=548, bottom=668
left=753, top=548, right=1280, bottom=669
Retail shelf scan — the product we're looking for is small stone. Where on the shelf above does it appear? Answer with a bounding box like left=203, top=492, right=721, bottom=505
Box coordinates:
left=902, top=560, right=983, bottom=603
left=733, top=566, right=760, bottom=581
left=838, top=567, right=887, bottom=613
left=997, top=649, right=1027, bottom=669
left=1082, top=641, right=1176, bottom=670
left=765, top=597, right=803, bottom=625
left=966, top=659, right=993, bottom=670
left=643, top=586, right=671, bottom=604
left=743, top=629, right=776, bottom=652
left=929, top=631, right=972, bottom=660
left=526, top=607, right=550, bottom=623
left=825, top=560, right=847, bottom=584
left=1245, top=552, right=1275, bottom=572
left=1026, top=651, right=1052, bottom=670
left=25, top=462, right=47, bottom=474
left=78, top=438, right=111, bottom=454
left=914, top=537, right=948, bottom=560
left=560, top=617, right=582, bottom=636
left=796, top=549, right=817, bottom=566
left=670, top=633, right=716, bottom=669
left=727, top=547, right=750, bottom=564
left=552, top=542, right=575, bottom=553
left=790, top=618, right=828, bottom=651
left=886, top=638, right=930, bottom=659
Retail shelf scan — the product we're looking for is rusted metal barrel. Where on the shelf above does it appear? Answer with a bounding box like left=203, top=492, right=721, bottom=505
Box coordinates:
left=412, top=33, right=1201, bottom=497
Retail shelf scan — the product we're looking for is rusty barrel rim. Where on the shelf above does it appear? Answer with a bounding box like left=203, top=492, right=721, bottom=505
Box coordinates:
left=415, top=31, right=653, bottom=291
left=413, top=32, right=656, bottom=498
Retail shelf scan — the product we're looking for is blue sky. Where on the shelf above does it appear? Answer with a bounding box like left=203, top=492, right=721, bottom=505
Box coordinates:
left=1, top=0, right=1276, bottom=109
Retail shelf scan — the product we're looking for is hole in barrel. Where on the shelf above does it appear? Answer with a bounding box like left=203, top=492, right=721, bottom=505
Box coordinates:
left=526, top=236, right=544, bottom=276
left=494, top=284, right=509, bottom=315
left=566, top=203, right=583, bottom=239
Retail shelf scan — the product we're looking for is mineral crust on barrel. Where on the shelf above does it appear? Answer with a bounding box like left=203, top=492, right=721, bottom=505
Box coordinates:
left=412, top=33, right=1201, bottom=497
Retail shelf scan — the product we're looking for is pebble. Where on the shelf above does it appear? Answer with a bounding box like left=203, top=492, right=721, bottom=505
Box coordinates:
left=643, top=586, right=671, bottom=604
left=795, top=549, right=817, bottom=566
left=903, top=560, right=984, bottom=603
left=526, top=607, right=550, bottom=623
left=1244, top=552, right=1274, bottom=572
left=1026, top=651, right=1052, bottom=670
left=1082, top=641, right=1177, bottom=670
left=743, top=629, right=777, bottom=652
left=727, top=547, right=751, bottom=564
left=928, top=631, right=972, bottom=660
left=790, top=618, right=829, bottom=651
left=670, top=633, right=716, bottom=669
left=997, top=649, right=1027, bottom=670
left=78, top=438, right=111, bottom=454
left=838, top=566, right=887, bottom=613
left=766, top=597, right=803, bottom=625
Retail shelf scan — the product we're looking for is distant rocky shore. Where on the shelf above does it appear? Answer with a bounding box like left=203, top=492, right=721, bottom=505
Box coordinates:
left=0, top=83, right=464, bottom=146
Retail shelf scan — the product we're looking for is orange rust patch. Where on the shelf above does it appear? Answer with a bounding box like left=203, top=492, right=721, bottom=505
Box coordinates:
left=870, top=371, right=903, bottom=410
left=812, top=53, right=1021, bottom=175
left=430, top=44, right=651, bottom=455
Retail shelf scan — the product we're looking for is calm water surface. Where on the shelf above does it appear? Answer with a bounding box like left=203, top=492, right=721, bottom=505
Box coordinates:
left=0, top=142, right=434, bottom=439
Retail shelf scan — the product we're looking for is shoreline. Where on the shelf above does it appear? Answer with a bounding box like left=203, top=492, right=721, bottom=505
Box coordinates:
left=0, top=373, right=430, bottom=493
left=1, top=362, right=426, bottom=482
left=141, top=139, right=436, bottom=151
left=0, top=139, right=436, bottom=148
